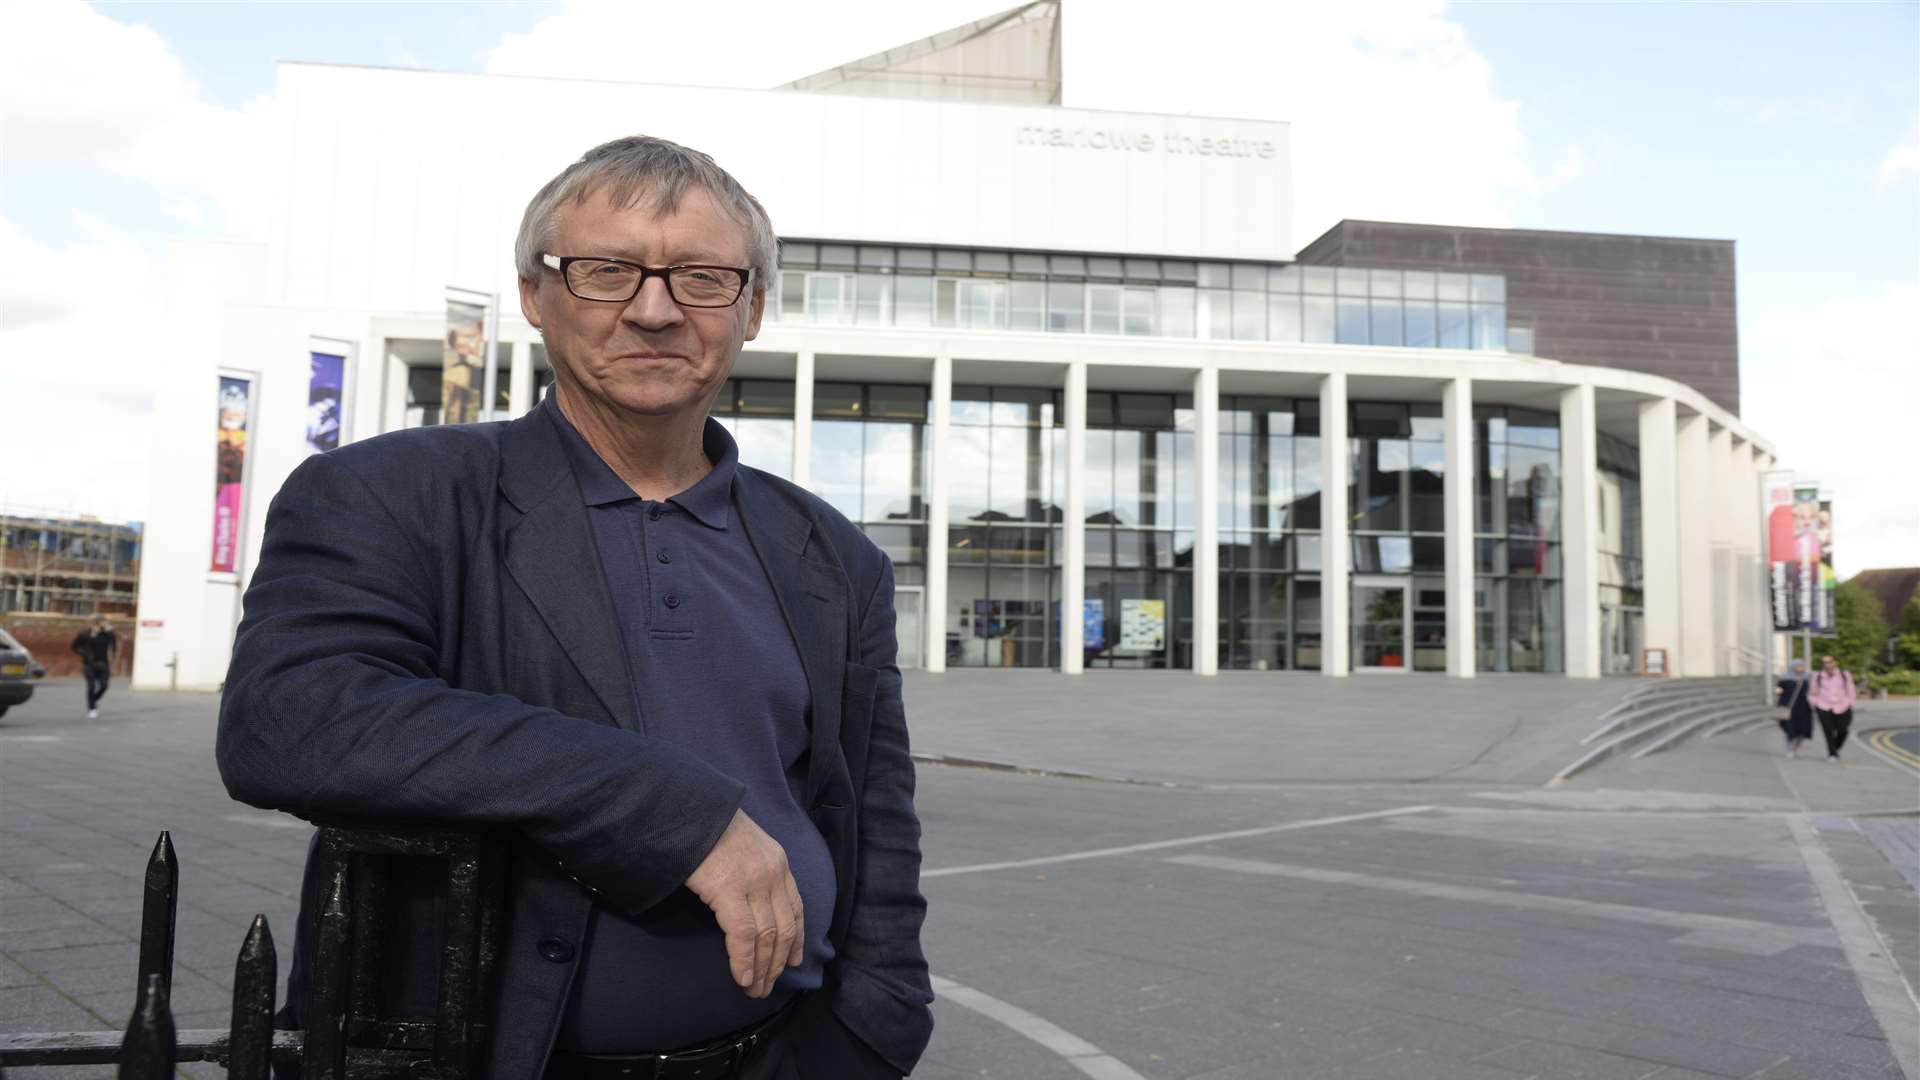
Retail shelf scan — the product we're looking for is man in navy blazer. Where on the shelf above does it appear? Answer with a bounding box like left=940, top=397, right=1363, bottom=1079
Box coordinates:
left=217, top=135, right=933, bottom=1079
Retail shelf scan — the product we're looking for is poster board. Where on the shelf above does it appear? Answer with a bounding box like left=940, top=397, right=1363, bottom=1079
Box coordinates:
left=1639, top=647, right=1670, bottom=677
left=1119, top=598, right=1166, bottom=651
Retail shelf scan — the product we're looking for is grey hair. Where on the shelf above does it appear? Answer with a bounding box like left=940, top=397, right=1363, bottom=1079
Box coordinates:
left=514, top=135, right=778, bottom=293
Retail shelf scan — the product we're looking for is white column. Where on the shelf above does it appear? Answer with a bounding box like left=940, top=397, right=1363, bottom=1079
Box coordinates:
left=1442, top=378, right=1477, bottom=678
left=1319, top=372, right=1350, bottom=677
left=1710, top=426, right=1736, bottom=675
left=790, top=350, right=815, bottom=489
left=1559, top=383, right=1601, bottom=678
left=1736, top=441, right=1763, bottom=674
left=1675, top=412, right=1714, bottom=676
left=1194, top=366, right=1220, bottom=675
left=1639, top=398, right=1680, bottom=675
left=1061, top=362, right=1088, bottom=674
left=508, top=339, right=535, bottom=418
left=925, top=353, right=952, bottom=674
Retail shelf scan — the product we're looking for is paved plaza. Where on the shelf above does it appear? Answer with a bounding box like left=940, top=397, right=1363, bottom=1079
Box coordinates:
left=2, top=674, right=1917, bottom=1079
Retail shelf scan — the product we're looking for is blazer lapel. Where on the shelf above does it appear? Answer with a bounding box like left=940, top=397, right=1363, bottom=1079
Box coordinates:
left=734, top=470, right=848, bottom=807
left=498, top=408, right=637, bottom=730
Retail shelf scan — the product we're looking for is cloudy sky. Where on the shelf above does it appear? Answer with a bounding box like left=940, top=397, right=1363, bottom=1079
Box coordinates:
left=0, top=0, right=1914, bottom=575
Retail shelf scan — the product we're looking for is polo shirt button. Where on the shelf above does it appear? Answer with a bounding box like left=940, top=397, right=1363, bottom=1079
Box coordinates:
left=664, top=593, right=680, bottom=609
left=647, top=508, right=661, bottom=521
left=657, top=550, right=672, bottom=564
left=536, top=936, right=575, bottom=963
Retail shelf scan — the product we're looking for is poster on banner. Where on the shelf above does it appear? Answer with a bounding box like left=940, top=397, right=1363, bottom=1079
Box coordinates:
left=443, top=298, right=487, bottom=425
left=1815, top=496, right=1835, bottom=630
left=1763, top=470, right=1798, bottom=630
left=210, top=375, right=252, bottom=573
left=306, top=352, right=345, bottom=453
left=1119, top=598, right=1166, bottom=651
left=1083, top=598, right=1106, bottom=651
left=1792, top=485, right=1826, bottom=630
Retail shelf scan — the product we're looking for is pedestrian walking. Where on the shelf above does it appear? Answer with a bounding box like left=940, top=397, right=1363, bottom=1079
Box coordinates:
left=71, top=615, right=118, bottom=719
left=1807, top=653, right=1857, bottom=762
left=1775, top=658, right=1813, bottom=756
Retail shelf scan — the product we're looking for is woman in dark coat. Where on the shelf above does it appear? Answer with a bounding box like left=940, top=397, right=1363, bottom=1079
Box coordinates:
left=1775, top=658, right=1814, bottom=756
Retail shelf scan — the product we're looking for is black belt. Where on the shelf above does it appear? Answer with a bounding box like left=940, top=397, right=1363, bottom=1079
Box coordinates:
left=545, top=997, right=798, bottom=1080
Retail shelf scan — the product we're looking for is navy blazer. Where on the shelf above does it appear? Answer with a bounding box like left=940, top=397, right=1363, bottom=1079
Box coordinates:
left=217, top=406, right=934, bottom=1078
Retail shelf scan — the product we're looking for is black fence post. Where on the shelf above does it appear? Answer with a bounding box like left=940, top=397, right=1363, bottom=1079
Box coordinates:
left=136, top=833, right=177, bottom=1000
left=117, top=973, right=175, bottom=1079
left=301, top=847, right=352, bottom=1080
left=228, top=915, right=276, bottom=1080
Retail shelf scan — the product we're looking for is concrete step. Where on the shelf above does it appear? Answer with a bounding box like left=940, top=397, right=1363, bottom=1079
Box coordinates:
left=1553, top=679, right=1772, bottom=785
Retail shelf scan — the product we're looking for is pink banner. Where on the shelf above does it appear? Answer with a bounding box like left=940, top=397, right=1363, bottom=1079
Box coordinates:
left=211, top=375, right=252, bottom=573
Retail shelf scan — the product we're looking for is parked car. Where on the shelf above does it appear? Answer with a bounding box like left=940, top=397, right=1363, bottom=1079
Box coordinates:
left=0, top=627, right=37, bottom=718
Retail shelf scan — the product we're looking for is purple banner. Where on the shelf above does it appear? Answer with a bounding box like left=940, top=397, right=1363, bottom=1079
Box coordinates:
left=307, top=351, right=345, bottom=453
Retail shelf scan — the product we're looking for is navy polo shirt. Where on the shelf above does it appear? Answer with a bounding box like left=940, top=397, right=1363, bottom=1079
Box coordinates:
left=546, top=398, right=835, bottom=1052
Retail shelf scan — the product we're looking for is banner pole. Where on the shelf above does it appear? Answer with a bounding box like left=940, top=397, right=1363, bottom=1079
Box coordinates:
left=480, top=293, right=502, bottom=423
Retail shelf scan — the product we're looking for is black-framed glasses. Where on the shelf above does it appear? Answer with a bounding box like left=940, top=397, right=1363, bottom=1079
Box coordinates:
left=542, top=254, right=751, bottom=308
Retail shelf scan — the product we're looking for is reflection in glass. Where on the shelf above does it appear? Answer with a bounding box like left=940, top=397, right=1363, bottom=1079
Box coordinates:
left=1336, top=296, right=1369, bottom=344
left=1304, top=295, right=1336, bottom=343
left=1404, top=300, right=1437, bottom=347
left=1158, top=287, right=1196, bottom=338
left=895, top=276, right=932, bottom=327
left=1048, top=283, right=1085, bottom=333
left=1438, top=302, right=1470, bottom=348
left=811, top=420, right=863, bottom=522
left=1370, top=299, right=1403, bottom=346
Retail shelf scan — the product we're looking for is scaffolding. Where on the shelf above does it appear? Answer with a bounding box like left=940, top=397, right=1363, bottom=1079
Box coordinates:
left=1, top=509, right=142, bottom=617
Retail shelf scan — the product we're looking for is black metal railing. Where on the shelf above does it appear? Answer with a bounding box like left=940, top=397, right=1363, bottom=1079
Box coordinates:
left=0, top=823, right=504, bottom=1078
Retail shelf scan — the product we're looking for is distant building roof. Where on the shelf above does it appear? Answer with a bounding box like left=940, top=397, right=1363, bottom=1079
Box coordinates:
left=779, top=1, right=1060, bottom=105
left=1849, top=567, right=1920, bottom=622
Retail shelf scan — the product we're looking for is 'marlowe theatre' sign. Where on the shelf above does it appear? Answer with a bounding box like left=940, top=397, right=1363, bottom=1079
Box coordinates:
left=1016, top=125, right=1279, bottom=160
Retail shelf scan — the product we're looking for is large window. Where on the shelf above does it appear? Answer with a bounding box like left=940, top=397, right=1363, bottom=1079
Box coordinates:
left=948, top=387, right=1062, bottom=668
left=1084, top=393, right=1195, bottom=670
left=1474, top=406, right=1563, bottom=672
left=1219, top=396, right=1323, bottom=671
left=1346, top=402, right=1448, bottom=672
left=810, top=382, right=929, bottom=581
left=770, top=242, right=1514, bottom=353
left=710, top=379, right=795, bottom=479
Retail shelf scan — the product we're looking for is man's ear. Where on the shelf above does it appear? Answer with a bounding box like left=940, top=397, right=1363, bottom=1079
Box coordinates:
left=743, top=285, right=765, bottom=342
left=518, top=276, right=544, bottom=331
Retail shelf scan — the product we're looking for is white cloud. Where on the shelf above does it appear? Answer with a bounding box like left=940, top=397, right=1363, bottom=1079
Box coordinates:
left=1873, top=122, right=1918, bottom=191
left=1742, top=282, right=1920, bottom=578
left=484, top=0, right=995, bottom=87
left=0, top=0, right=275, bottom=237
left=0, top=209, right=161, bottom=520
left=485, top=0, right=1545, bottom=250
left=1064, top=0, right=1536, bottom=244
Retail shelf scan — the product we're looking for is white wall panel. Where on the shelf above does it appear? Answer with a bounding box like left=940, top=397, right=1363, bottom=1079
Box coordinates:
left=271, top=63, right=1292, bottom=314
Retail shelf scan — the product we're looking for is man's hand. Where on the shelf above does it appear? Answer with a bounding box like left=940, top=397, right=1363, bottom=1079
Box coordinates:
left=685, top=809, right=804, bottom=999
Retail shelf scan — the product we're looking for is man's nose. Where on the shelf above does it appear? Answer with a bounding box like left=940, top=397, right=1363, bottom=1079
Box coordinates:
left=621, top=275, right=685, bottom=329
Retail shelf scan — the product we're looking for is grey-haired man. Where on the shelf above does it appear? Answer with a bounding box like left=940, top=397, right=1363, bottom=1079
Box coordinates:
left=220, top=136, right=933, bottom=1079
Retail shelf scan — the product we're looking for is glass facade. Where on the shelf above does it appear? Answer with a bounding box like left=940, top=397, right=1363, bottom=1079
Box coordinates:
left=1474, top=406, right=1563, bottom=673
left=710, top=379, right=796, bottom=480
left=1218, top=397, right=1323, bottom=671
left=1084, top=393, right=1194, bottom=670
left=1596, top=432, right=1645, bottom=675
left=1345, top=402, right=1448, bottom=672
left=772, top=242, right=1512, bottom=353
left=947, top=387, right=1062, bottom=668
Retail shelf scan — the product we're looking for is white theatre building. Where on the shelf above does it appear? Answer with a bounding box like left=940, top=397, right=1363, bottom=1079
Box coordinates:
left=134, top=2, right=1776, bottom=690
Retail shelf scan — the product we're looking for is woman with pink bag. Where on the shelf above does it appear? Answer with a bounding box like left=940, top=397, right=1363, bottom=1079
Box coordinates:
left=1806, top=654, right=1858, bottom=762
